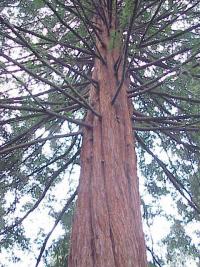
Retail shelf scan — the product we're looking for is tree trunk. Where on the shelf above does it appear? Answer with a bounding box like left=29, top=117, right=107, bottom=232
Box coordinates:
left=68, top=17, right=147, bottom=267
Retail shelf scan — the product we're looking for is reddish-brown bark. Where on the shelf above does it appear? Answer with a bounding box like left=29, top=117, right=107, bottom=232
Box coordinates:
left=68, top=20, right=147, bottom=267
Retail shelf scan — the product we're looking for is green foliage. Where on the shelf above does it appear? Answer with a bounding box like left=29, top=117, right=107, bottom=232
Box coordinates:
left=46, top=203, right=75, bottom=267
left=148, top=263, right=157, bottom=267
left=163, top=220, right=200, bottom=266
left=33, top=0, right=45, bottom=9
left=108, top=29, right=121, bottom=50
left=120, top=0, right=134, bottom=30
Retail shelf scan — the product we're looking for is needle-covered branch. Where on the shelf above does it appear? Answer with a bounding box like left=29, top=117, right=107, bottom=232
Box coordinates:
left=136, top=134, right=200, bottom=214
left=0, top=131, right=82, bottom=155
left=0, top=150, right=80, bottom=236
left=35, top=188, right=78, bottom=267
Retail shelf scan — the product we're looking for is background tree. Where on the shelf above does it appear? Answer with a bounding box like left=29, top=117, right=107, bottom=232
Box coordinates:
left=0, top=0, right=200, bottom=266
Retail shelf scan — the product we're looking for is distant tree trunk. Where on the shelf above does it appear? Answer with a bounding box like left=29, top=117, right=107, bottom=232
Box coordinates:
left=68, top=15, right=147, bottom=267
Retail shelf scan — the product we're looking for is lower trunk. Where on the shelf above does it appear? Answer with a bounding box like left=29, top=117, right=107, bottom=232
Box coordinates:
left=68, top=40, right=147, bottom=267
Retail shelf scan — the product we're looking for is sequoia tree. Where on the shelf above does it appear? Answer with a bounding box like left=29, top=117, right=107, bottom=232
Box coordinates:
left=0, top=1, right=200, bottom=267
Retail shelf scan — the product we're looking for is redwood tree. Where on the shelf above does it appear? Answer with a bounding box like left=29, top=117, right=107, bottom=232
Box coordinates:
left=0, top=1, right=200, bottom=267
left=68, top=13, right=147, bottom=266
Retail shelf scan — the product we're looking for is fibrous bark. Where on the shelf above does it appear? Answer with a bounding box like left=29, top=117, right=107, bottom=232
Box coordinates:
left=68, top=18, right=147, bottom=267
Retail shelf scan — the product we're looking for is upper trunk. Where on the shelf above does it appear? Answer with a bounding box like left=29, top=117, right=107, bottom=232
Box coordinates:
left=68, top=14, right=147, bottom=267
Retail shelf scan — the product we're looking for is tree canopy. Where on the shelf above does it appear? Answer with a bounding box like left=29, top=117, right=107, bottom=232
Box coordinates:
left=0, top=0, right=200, bottom=266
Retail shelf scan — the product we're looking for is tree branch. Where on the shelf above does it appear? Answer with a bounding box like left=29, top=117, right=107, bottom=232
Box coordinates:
left=35, top=188, right=78, bottom=267
left=0, top=131, right=82, bottom=155
left=136, top=134, right=200, bottom=214
left=0, top=150, right=80, bottom=236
